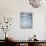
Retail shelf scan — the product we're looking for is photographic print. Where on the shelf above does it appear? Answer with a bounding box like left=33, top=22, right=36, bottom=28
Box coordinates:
left=20, top=12, right=32, bottom=29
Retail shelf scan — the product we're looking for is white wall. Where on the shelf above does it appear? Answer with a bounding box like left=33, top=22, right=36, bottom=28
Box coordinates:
left=0, top=0, right=46, bottom=40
